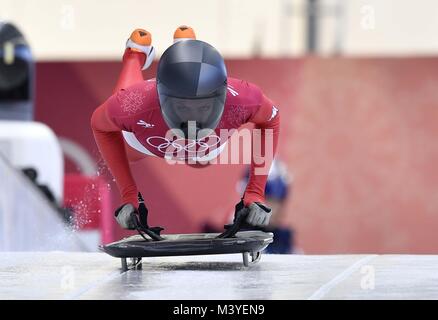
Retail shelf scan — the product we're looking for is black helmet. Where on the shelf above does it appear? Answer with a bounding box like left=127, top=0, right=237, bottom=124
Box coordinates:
left=157, top=40, right=227, bottom=139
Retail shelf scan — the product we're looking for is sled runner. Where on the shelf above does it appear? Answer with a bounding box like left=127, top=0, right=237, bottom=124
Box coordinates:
left=100, top=194, right=273, bottom=271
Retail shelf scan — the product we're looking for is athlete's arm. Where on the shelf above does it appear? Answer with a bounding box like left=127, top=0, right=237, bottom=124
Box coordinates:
left=243, top=94, right=280, bottom=206
left=90, top=98, right=139, bottom=206
left=90, top=49, right=148, bottom=206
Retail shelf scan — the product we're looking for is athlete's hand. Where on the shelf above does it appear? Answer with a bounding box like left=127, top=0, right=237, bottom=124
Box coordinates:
left=233, top=199, right=272, bottom=227
left=114, top=203, right=139, bottom=230
left=246, top=202, right=272, bottom=227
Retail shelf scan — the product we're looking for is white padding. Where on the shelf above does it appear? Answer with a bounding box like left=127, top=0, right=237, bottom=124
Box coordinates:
left=0, top=121, right=64, bottom=204
left=173, top=37, right=195, bottom=43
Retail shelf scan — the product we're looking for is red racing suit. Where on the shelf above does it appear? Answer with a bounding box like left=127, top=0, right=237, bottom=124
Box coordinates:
left=91, top=51, right=280, bottom=208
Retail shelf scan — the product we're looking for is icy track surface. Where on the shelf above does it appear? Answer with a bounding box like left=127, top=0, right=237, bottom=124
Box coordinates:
left=1, top=252, right=438, bottom=299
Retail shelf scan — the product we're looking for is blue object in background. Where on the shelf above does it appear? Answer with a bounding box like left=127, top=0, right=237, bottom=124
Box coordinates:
left=264, top=227, right=294, bottom=254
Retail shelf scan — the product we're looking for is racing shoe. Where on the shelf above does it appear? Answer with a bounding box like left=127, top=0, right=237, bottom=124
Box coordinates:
left=173, top=25, right=196, bottom=43
left=125, top=28, right=155, bottom=70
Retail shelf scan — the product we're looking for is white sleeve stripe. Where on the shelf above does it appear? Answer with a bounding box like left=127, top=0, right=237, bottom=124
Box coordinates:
left=268, top=106, right=279, bottom=121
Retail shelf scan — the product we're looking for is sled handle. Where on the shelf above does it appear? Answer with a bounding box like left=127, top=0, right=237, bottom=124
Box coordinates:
left=136, top=225, right=164, bottom=241
left=136, top=192, right=164, bottom=241
left=216, top=207, right=249, bottom=239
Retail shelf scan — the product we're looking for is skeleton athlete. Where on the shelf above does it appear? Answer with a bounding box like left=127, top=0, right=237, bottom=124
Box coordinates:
left=91, top=26, right=280, bottom=230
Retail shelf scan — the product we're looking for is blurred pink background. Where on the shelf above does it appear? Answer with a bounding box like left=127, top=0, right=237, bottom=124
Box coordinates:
left=35, top=58, right=438, bottom=253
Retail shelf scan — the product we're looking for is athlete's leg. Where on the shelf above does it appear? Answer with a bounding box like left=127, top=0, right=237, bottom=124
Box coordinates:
left=113, top=29, right=154, bottom=93
left=116, top=25, right=194, bottom=93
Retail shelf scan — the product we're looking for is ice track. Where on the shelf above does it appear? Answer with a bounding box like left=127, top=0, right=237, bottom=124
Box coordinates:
left=1, top=252, right=438, bottom=299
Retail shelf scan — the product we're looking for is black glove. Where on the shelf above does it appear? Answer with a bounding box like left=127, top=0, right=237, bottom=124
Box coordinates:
left=246, top=202, right=272, bottom=227
left=231, top=200, right=272, bottom=228
left=114, top=203, right=139, bottom=230
left=114, top=193, right=150, bottom=230
left=219, top=200, right=272, bottom=238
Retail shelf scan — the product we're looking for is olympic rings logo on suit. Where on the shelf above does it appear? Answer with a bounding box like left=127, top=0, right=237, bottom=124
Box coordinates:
left=146, top=135, right=222, bottom=154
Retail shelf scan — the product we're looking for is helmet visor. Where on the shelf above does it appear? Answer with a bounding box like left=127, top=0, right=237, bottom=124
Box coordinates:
left=159, top=86, right=226, bottom=138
